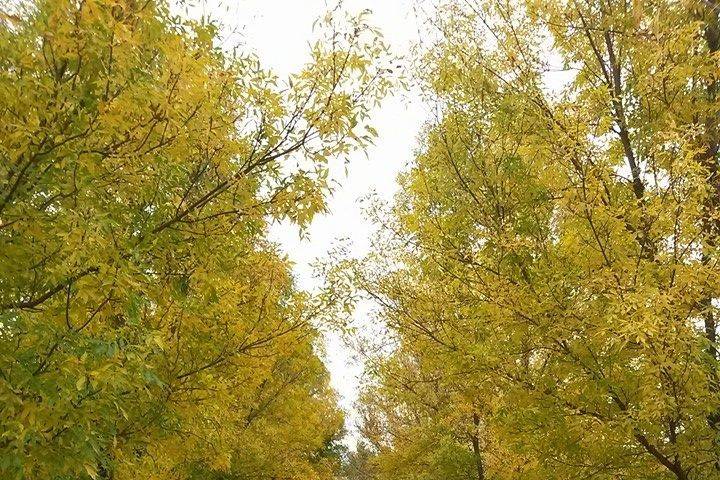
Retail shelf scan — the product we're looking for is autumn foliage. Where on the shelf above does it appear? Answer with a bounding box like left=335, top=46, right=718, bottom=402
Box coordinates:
left=0, top=0, right=390, bottom=478
left=3, top=0, right=720, bottom=480
left=333, top=1, right=720, bottom=479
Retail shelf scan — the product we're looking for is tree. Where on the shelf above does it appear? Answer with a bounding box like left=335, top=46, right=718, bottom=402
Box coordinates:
left=335, top=0, right=720, bottom=478
left=0, top=0, right=391, bottom=478
left=340, top=441, right=378, bottom=480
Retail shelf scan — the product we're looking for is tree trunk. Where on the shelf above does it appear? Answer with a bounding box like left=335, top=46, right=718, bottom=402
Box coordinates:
left=470, top=413, right=485, bottom=480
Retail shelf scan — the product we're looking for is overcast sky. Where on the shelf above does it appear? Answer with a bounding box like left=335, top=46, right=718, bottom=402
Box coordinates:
left=190, top=0, right=426, bottom=446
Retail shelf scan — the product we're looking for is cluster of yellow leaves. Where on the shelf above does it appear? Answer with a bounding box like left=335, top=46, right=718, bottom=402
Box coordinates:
left=331, top=1, right=720, bottom=479
left=0, top=0, right=392, bottom=478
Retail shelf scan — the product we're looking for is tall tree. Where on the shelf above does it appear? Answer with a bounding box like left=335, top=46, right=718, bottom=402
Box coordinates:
left=0, top=0, right=391, bottom=478
left=335, top=0, right=720, bottom=478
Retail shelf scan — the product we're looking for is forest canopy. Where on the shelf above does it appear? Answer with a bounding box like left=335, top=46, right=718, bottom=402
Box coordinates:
left=3, top=0, right=720, bottom=480
left=0, top=0, right=390, bottom=478
left=332, top=0, right=720, bottom=479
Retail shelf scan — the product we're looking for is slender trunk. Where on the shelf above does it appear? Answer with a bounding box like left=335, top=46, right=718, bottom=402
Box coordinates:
left=470, top=413, right=485, bottom=480
left=700, top=0, right=720, bottom=358
left=696, top=0, right=720, bottom=470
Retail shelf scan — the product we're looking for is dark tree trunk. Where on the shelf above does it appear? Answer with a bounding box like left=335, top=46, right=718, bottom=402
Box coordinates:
left=470, top=413, right=485, bottom=480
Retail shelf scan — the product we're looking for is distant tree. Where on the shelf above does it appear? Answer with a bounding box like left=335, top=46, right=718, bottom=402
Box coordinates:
left=340, top=442, right=377, bottom=480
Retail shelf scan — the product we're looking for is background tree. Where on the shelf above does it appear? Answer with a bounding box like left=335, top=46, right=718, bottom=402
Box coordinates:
left=339, top=441, right=378, bottom=480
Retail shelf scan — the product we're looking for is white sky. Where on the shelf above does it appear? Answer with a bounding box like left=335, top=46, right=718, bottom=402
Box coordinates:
left=191, top=0, right=426, bottom=446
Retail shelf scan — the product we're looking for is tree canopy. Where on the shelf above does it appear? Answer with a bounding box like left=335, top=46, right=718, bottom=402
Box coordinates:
left=0, top=0, right=390, bottom=478
left=4, top=0, right=720, bottom=479
left=331, top=0, right=720, bottom=479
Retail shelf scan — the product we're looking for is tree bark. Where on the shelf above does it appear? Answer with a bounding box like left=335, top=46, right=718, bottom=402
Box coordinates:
left=470, top=413, right=485, bottom=480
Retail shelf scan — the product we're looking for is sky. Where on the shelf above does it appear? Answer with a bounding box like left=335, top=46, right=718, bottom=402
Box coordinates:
left=192, top=0, right=427, bottom=446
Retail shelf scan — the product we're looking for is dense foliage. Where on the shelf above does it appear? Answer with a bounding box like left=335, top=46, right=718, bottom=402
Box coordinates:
left=0, top=0, right=390, bottom=478
left=5, top=0, right=720, bottom=479
left=333, top=0, right=720, bottom=479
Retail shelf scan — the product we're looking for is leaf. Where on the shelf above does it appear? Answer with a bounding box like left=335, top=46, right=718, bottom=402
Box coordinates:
left=83, top=462, right=98, bottom=479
